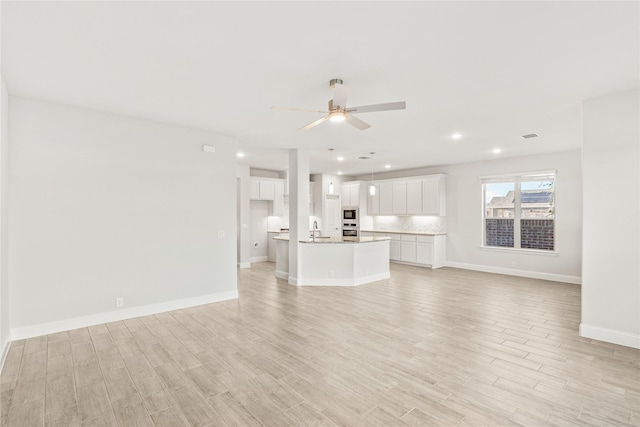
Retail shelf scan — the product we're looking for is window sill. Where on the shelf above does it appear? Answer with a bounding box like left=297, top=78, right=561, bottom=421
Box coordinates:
left=479, top=246, right=558, bottom=256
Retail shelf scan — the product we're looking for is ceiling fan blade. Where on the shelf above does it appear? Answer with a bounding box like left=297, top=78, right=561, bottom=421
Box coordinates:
left=346, top=114, right=371, bottom=131
left=332, top=83, right=350, bottom=110
left=272, top=106, right=328, bottom=113
left=347, top=101, right=406, bottom=114
left=299, top=115, right=329, bottom=131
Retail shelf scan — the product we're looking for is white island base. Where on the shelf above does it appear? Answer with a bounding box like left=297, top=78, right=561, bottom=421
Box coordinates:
left=275, top=236, right=390, bottom=286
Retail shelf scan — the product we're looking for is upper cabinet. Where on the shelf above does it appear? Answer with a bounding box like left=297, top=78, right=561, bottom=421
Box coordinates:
left=367, top=174, right=446, bottom=216
left=422, top=175, right=446, bottom=216
left=250, top=177, right=285, bottom=215
left=340, top=181, right=368, bottom=216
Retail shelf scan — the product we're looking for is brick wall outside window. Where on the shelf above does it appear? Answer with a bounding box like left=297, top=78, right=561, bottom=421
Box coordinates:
left=485, top=218, right=514, bottom=247
left=521, top=219, right=554, bottom=250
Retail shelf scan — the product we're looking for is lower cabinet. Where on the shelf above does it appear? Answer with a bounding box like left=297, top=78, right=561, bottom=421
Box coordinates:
left=400, top=235, right=417, bottom=263
left=416, top=237, right=433, bottom=265
left=389, top=235, right=401, bottom=261
left=361, top=231, right=446, bottom=268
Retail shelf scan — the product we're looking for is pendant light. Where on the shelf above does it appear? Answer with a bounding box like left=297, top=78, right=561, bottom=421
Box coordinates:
left=328, top=148, right=335, bottom=195
left=369, top=152, right=376, bottom=196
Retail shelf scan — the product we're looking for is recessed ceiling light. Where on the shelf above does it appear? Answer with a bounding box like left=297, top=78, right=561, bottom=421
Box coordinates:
left=492, top=148, right=501, bottom=154
left=385, top=164, right=391, bottom=169
left=451, top=133, right=462, bottom=140
left=337, top=156, right=344, bottom=162
left=237, top=152, right=245, bottom=158
left=337, top=171, right=343, bottom=175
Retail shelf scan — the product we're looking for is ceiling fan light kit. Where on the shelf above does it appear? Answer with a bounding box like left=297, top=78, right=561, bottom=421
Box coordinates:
left=272, top=79, right=406, bottom=131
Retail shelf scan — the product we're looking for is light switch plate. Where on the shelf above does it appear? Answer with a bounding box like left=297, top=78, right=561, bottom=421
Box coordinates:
left=202, top=145, right=216, bottom=153
left=218, top=230, right=226, bottom=239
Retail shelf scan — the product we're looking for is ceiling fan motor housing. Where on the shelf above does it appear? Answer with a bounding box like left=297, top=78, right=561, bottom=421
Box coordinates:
left=329, top=78, right=343, bottom=88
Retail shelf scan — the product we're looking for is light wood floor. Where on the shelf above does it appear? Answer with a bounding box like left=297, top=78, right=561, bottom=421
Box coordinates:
left=2, top=263, right=639, bottom=426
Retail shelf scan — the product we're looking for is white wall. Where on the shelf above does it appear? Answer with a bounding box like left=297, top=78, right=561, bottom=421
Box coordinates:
left=8, top=97, right=238, bottom=338
left=355, top=150, right=583, bottom=283
left=0, top=77, right=9, bottom=361
left=236, top=164, right=250, bottom=268
left=581, top=89, right=639, bottom=348
left=249, top=200, right=269, bottom=261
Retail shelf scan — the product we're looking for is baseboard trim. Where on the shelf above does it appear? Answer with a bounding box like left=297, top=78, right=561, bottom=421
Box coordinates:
left=238, top=262, right=251, bottom=269
left=446, top=261, right=581, bottom=284
left=275, top=270, right=289, bottom=281
left=10, top=289, right=239, bottom=341
left=295, top=272, right=391, bottom=287
left=0, top=339, right=10, bottom=374
left=580, top=323, right=640, bottom=349
left=250, top=256, right=268, bottom=263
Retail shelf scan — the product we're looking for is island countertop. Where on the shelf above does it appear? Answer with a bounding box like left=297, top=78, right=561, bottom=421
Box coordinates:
left=273, top=235, right=391, bottom=244
left=360, top=229, right=447, bottom=236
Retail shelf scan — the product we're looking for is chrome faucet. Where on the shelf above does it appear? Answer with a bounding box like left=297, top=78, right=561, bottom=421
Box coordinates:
left=312, top=220, right=318, bottom=242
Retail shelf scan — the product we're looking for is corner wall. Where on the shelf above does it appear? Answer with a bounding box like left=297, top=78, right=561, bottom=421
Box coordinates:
left=581, top=89, right=639, bottom=348
left=8, top=97, right=238, bottom=339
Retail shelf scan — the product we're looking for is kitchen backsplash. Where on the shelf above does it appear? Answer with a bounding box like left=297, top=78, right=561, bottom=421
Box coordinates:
left=366, top=215, right=447, bottom=233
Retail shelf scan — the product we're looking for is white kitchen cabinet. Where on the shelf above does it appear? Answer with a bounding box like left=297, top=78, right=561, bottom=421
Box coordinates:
left=389, top=234, right=401, bottom=261
left=406, top=180, right=423, bottom=215
left=250, top=179, right=261, bottom=200
left=384, top=232, right=446, bottom=269
left=368, top=184, right=380, bottom=215
left=392, top=182, right=407, bottom=214
left=260, top=181, right=275, bottom=200
left=400, top=235, right=417, bottom=263
left=416, top=235, right=434, bottom=265
left=250, top=177, right=277, bottom=201
left=341, top=184, right=352, bottom=207
left=366, top=174, right=446, bottom=217
left=340, top=182, right=360, bottom=207
left=422, top=175, right=446, bottom=216
left=379, top=182, right=394, bottom=214
left=272, top=181, right=285, bottom=215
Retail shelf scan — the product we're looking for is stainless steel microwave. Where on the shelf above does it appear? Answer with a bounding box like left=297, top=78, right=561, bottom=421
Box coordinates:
left=343, top=209, right=358, bottom=220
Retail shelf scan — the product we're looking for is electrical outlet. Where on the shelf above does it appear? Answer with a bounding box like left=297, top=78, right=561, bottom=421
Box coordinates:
left=116, top=297, right=124, bottom=308
left=511, top=261, right=516, bottom=268
left=218, top=230, right=226, bottom=239
left=329, top=270, right=335, bottom=278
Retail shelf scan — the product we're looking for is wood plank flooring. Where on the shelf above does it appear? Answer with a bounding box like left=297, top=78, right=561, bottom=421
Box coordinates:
left=2, top=263, right=639, bottom=426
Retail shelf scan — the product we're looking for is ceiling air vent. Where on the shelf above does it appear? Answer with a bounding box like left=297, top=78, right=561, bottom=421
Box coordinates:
left=521, top=133, right=540, bottom=139
left=358, top=156, right=370, bottom=160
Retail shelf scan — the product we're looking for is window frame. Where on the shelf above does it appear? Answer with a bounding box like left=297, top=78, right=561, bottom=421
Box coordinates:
left=481, top=171, right=556, bottom=253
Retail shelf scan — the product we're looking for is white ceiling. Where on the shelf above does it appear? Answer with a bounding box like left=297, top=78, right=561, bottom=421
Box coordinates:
left=2, top=1, right=638, bottom=175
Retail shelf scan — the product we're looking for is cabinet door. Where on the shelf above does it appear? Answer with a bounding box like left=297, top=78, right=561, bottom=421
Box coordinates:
left=272, top=181, right=284, bottom=215
left=406, top=180, right=423, bottom=214
left=350, top=184, right=359, bottom=208
left=341, top=184, right=351, bottom=207
left=416, top=242, right=433, bottom=265
left=422, top=177, right=441, bottom=215
left=389, top=240, right=401, bottom=261
left=250, top=179, right=260, bottom=200
left=392, top=182, right=407, bottom=214
left=368, top=184, right=380, bottom=215
left=401, top=242, right=417, bottom=263
left=260, top=181, right=275, bottom=200
left=379, top=183, right=393, bottom=214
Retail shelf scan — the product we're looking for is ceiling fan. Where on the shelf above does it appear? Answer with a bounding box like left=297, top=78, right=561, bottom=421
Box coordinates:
left=272, top=78, right=406, bottom=131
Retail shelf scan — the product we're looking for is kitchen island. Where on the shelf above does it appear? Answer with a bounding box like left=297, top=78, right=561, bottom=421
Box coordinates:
left=274, top=235, right=390, bottom=286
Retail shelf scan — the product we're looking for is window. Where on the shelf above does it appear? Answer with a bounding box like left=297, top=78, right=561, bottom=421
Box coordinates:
left=482, top=172, right=555, bottom=251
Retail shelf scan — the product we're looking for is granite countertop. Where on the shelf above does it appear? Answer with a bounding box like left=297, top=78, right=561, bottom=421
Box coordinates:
left=360, top=229, right=447, bottom=236
left=273, top=235, right=391, bottom=244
